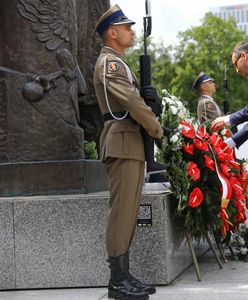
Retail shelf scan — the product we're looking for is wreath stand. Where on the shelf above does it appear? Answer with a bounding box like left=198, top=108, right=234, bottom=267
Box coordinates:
left=185, top=231, right=227, bottom=281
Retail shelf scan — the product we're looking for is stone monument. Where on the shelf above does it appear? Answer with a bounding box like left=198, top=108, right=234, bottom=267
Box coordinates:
left=0, top=0, right=109, bottom=196
left=76, top=0, right=107, bottom=144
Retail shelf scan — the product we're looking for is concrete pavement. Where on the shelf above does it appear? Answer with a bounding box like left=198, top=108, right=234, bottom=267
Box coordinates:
left=0, top=249, right=248, bottom=300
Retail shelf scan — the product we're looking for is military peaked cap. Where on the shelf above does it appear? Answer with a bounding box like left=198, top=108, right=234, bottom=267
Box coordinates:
left=94, top=4, right=135, bottom=36
left=192, top=72, right=214, bottom=90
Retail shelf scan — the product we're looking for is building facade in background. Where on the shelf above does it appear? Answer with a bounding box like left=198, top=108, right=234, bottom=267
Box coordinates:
left=210, top=4, right=248, bottom=34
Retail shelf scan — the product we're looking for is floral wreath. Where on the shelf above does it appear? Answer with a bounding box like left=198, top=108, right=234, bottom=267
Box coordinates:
left=157, top=90, right=248, bottom=240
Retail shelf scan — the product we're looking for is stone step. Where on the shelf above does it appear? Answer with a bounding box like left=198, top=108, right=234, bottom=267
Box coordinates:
left=0, top=191, right=208, bottom=290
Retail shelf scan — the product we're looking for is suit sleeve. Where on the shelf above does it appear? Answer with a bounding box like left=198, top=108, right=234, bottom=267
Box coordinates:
left=231, top=122, right=248, bottom=148
left=103, top=59, right=163, bottom=139
left=230, top=105, right=248, bottom=126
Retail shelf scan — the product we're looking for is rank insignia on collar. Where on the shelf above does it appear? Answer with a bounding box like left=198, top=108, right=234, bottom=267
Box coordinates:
left=108, top=61, right=120, bottom=72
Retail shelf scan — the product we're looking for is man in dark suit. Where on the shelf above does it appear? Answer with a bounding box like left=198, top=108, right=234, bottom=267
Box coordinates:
left=211, top=41, right=248, bottom=148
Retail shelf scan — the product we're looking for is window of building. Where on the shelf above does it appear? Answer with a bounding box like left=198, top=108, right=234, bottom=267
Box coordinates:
left=241, top=10, right=244, bottom=23
left=236, top=10, right=240, bottom=22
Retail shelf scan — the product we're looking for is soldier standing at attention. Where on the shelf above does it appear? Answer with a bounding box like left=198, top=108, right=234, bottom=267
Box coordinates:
left=192, top=72, right=222, bottom=124
left=93, top=4, right=163, bottom=300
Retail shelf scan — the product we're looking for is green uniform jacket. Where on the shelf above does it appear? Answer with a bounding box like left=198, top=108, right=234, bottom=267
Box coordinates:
left=94, top=46, right=163, bottom=162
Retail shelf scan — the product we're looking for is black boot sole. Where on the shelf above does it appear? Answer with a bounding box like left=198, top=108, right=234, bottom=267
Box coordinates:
left=146, top=288, right=156, bottom=295
left=108, top=290, right=149, bottom=300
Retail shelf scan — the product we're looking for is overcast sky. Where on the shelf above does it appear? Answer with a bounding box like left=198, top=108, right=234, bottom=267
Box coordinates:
left=110, top=0, right=248, bottom=45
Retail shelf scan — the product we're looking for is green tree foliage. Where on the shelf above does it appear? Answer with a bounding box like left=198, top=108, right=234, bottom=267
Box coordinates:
left=84, top=141, right=98, bottom=159
left=172, top=13, right=247, bottom=114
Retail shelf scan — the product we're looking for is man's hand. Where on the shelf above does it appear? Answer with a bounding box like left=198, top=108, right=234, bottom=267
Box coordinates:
left=140, top=85, right=158, bottom=101
left=210, top=116, right=227, bottom=132
left=140, top=85, right=162, bottom=116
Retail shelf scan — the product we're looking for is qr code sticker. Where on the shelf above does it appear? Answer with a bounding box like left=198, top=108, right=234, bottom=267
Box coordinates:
left=137, top=204, right=152, bottom=226
left=138, top=205, right=151, bottom=219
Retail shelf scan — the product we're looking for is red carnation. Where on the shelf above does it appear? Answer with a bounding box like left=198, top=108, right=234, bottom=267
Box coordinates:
left=188, top=187, right=204, bottom=208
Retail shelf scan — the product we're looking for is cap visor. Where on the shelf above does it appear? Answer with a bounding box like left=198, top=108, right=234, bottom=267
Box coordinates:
left=202, top=78, right=214, bottom=83
left=112, top=19, right=135, bottom=25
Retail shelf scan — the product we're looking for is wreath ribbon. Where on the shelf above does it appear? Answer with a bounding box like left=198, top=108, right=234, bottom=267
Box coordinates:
left=196, top=132, right=233, bottom=235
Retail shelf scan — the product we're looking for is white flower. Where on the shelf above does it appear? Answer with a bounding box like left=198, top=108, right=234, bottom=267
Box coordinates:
left=239, top=224, right=246, bottom=233
left=184, top=118, right=194, bottom=125
left=175, top=100, right=183, bottom=107
left=178, top=124, right=184, bottom=130
left=170, top=134, right=179, bottom=143
left=165, top=98, right=174, bottom=105
left=178, top=107, right=187, bottom=118
left=244, top=219, right=248, bottom=229
left=170, top=105, right=178, bottom=115
left=221, top=129, right=227, bottom=136
left=240, top=247, right=248, bottom=255
left=193, top=123, right=199, bottom=132
left=238, top=237, right=245, bottom=246
left=162, top=89, right=169, bottom=95
left=171, top=95, right=178, bottom=102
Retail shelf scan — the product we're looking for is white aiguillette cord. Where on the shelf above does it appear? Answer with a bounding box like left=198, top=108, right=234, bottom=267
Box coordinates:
left=103, top=55, right=133, bottom=120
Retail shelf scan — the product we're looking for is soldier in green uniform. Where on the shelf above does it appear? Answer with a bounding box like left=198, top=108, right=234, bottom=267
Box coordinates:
left=192, top=72, right=222, bottom=124
left=93, top=4, right=163, bottom=300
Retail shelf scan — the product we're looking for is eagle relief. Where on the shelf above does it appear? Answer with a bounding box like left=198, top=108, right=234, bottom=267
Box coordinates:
left=0, top=0, right=88, bottom=162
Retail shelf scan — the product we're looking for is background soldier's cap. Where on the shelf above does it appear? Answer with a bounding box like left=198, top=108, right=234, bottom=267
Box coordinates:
left=94, top=4, right=135, bottom=36
left=192, top=72, right=214, bottom=90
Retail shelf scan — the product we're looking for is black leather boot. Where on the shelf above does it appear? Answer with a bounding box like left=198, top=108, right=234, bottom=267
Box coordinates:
left=123, top=252, right=156, bottom=295
left=108, top=253, right=149, bottom=300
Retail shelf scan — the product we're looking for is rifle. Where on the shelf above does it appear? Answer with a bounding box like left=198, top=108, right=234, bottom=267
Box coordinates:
left=223, top=67, right=230, bottom=114
left=139, top=0, right=165, bottom=175
left=223, top=66, right=237, bottom=133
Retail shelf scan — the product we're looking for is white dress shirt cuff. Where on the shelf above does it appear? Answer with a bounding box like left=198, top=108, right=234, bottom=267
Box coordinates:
left=224, top=137, right=236, bottom=149
left=224, top=115, right=231, bottom=126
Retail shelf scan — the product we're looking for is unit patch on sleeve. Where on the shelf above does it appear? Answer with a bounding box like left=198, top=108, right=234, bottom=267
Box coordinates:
left=108, top=61, right=120, bottom=72
left=207, top=103, right=214, bottom=109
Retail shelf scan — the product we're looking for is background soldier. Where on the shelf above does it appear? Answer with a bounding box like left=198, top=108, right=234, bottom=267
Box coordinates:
left=93, top=4, right=163, bottom=300
left=192, top=72, right=222, bottom=124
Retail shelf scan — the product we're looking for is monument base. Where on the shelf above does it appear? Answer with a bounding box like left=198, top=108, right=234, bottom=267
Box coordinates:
left=0, top=159, right=108, bottom=197
left=0, top=191, right=209, bottom=290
